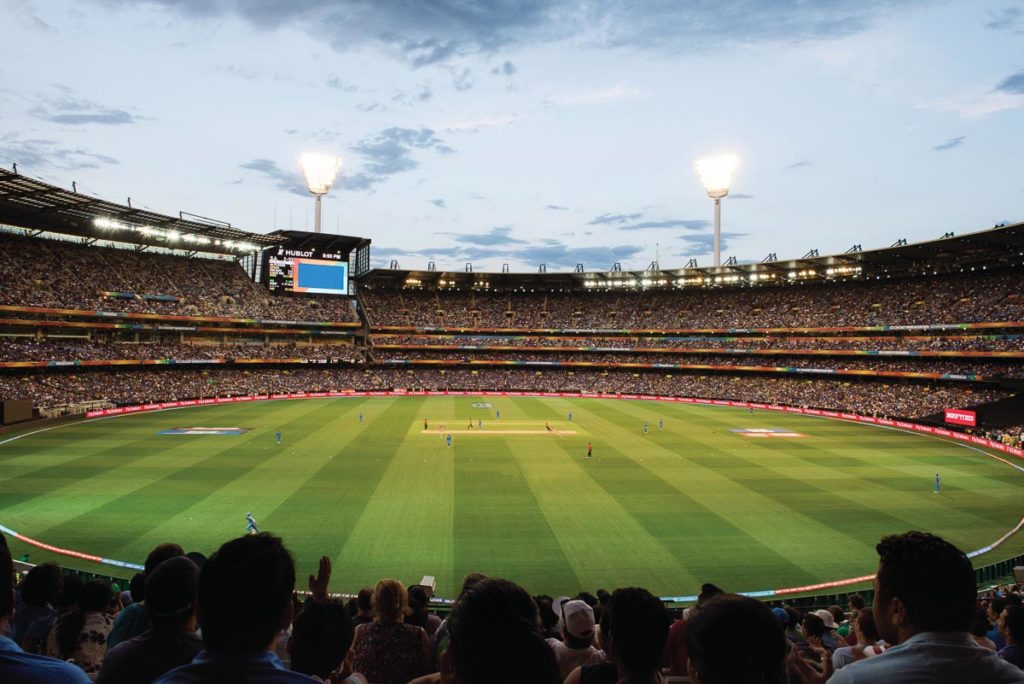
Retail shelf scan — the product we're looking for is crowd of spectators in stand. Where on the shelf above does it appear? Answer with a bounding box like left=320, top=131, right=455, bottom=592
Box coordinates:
left=3, top=530, right=1023, bottom=682
left=0, top=367, right=1008, bottom=419
left=0, top=339, right=358, bottom=363
left=372, top=349, right=1024, bottom=378
left=0, top=233, right=357, bottom=321
left=372, top=333, right=1024, bottom=353
left=358, top=267, right=1024, bottom=329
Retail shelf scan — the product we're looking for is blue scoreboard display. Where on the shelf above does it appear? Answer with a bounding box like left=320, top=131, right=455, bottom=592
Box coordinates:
left=265, top=246, right=349, bottom=296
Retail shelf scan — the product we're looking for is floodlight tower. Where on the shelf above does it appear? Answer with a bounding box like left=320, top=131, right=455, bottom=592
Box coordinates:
left=694, top=154, right=738, bottom=268
left=299, top=153, right=342, bottom=233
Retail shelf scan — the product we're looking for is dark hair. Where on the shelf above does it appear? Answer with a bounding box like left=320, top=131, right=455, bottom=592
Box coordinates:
left=875, top=531, right=974, bottom=632
left=459, top=572, right=488, bottom=598
left=1004, top=604, right=1024, bottom=643
left=686, top=594, right=786, bottom=684
left=355, top=587, right=373, bottom=613
left=19, top=563, right=63, bottom=607
left=828, top=605, right=845, bottom=625
left=128, top=573, right=146, bottom=603
left=784, top=606, right=801, bottom=630
left=605, top=587, right=669, bottom=677
left=576, top=591, right=598, bottom=607
left=802, top=613, right=825, bottom=638
left=856, top=607, right=879, bottom=641
left=145, top=543, right=185, bottom=576
left=197, top=533, right=295, bottom=653
left=0, top=533, right=12, bottom=617
left=534, top=595, right=558, bottom=631
left=290, top=600, right=355, bottom=678
left=55, top=580, right=113, bottom=660
left=970, top=606, right=991, bottom=638
left=407, top=585, right=429, bottom=628
left=448, top=578, right=560, bottom=684
left=848, top=593, right=866, bottom=611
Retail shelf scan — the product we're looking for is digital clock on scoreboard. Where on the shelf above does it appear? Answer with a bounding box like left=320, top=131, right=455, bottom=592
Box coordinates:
left=266, top=247, right=349, bottom=296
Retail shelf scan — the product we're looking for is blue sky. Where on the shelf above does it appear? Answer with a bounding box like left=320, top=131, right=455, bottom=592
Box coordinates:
left=1, top=0, right=1022, bottom=271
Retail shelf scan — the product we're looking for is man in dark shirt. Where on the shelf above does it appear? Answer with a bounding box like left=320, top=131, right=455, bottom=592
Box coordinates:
left=97, top=556, right=202, bottom=684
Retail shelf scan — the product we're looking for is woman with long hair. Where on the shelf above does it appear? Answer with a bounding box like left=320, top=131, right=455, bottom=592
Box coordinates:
left=45, top=579, right=116, bottom=673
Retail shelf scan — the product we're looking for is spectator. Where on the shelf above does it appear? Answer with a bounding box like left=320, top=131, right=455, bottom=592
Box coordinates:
left=827, top=531, right=1024, bottom=683
left=546, top=599, right=606, bottom=679
left=96, top=556, right=203, bottom=684
left=406, top=585, right=442, bottom=637
left=154, top=533, right=316, bottom=683
left=350, top=579, right=430, bottom=684
left=660, top=582, right=725, bottom=677
left=1000, top=604, right=1024, bottom=669
left=445, top=578, right=561, bottom=684
left=568, top=587, right=667, bottom=684
left=685, top=593, right=787, bottom=684
left=430, top=571, right=487, bottom=669
left=107, top=542, right=184, bottom=650
left=974, top=606, right=1001, bottom=651
left=288, top=600, right=365, bottom=683
left=12, top=562, right=62, bottom=653
left=831, top=607, right=887, bottom=671
left=351, top=588, right=374, bottom=626
left=0, top=531, right=92, bottom=682
left=45, top=579, right=116, bottom=674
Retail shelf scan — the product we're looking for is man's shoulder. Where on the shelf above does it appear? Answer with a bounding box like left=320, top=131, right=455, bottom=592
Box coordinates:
left=829, top=634, right=1024, bottom=683
left=154, top=651, right=319, bottom=684
left=0, top=647, right=93, bottom=683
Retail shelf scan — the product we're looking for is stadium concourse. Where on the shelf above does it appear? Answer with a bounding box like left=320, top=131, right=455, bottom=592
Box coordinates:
left=2, top=210, right=1024, bottom=681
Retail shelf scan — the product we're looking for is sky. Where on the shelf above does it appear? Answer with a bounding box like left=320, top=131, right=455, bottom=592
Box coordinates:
left=0, top=0, right=1022, bottom=272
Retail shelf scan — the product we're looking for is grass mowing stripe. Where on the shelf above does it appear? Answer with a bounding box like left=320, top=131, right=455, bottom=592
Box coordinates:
left=452, top=430, right=580, bottom=596
left=334, top=398, right=455, bottom=591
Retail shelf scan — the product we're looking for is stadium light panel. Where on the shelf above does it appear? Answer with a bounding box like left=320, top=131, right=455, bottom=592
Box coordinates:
left=694, top=154, right=738, bottom=199
left=299, top=153, right=343, bottom=196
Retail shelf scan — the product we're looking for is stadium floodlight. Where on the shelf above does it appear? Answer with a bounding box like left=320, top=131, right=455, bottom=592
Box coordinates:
left=299, top=153, right=343, bottom=234
left=694, top=154, right=738, bottom=268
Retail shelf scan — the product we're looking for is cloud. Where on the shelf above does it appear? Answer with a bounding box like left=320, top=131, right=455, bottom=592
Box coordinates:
left=345, top=127, right=454, bottom=191
left=985, top=6, right=1022, bottom=31
left=451, top=67, right=475, bottom=91
left=545, top=84, right=645, bottom=106
left=29, top=87, right=143, bottom=126
left=728, top=193, right=754, bottom=200
left=239, top=159, right=309, bottom=196
left=134, top=1, right=910, bottom=67
left=431, top=198, right=446, bottom=208
left=996, top=70, right=1024, bottom=94
left=784, top=160, right=811, bottom=170
left=440, top=114, right=521, bottom=132
left=0, top=134, right=120, bottom=171
left=620, top=219, right=710, bottom=231
left=515, top=241, right=646, bottom=269
left=588, top=212, right=644, bottom=225
left=933, top=136, right=965, bottom=151
left=436, top=226, right=526, bottom=246
left=546, top=204, right=569, bottom=211
left=326, top=77, right=358, bottom=92
left=675, top=231, right=748, bottom=257
left=491, top=60, right=517, bottom=75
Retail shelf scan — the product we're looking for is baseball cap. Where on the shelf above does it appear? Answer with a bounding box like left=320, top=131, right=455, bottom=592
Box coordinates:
left=771, top=607, right=789, bottom=625
left=560, top=599, right=596, bottom=640
left=813, top=609, right=837, bottom=630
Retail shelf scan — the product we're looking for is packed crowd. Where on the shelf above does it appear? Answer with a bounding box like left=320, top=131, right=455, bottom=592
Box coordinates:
left=358, top=268, right=1024, bottom=329
left=0, top=339, right=358, bottom=363
left=372, top=333, right=1024, bottom=353
left=0, top=367, right=1006, bottom=419
left=3, top=530, right=1023, bottom=683
left=0, top=233, right=357, bottom=322
left=373, top=349, right=1024, bottom=378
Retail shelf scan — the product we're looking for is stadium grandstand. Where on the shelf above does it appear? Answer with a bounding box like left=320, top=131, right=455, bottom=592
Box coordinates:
left=2, top=166, right=1024, bottom=683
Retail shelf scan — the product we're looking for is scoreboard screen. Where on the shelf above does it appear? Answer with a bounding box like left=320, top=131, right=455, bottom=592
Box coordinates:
left=265, top=246, right=349, bottom=296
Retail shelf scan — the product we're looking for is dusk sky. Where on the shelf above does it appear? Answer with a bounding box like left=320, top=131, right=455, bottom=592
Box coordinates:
left=1, top=0, right=1022, bottom=271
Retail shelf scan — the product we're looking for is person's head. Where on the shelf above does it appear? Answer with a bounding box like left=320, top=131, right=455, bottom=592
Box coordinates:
left=989, top=595, right=1013, bottom=623
left=802, top=613, right=825, bottom=639
left=145, top=543, right=185, bottom=577
left=813, top=609, right=838, bottom=631
left=458, top=571, right=488, bottom=598
left=197, top=533, right=296, bottom=653
left=872, top=531, right=975, bottom=642
left=128, top=572, right=146, bottom=603
left=0, top=533, right=13, bottom=623
left=855, top=607, right=879, bottom=642
left=784, top=607, right=802, bottom=632
left=970, top=605, right=992, bottom=638
left=828, top=605, right=845, bottom=625
left=145, top=556, right=199, bottom=629
left=559, top=599, right=596, bottom=649
left=407, top=585, right=429, bottom=627
left=847, top=593, right=865, bottom=613
left=19, top=562, right=63, bottom=607
left=697, top=583, right=724, bottom=605
left=355, top=587, right=373, bottom=615
left=447, top=578, right=560, bottom=684
left=604, top=587, right=669, bottom=678
left=534, top=595, right=558, bottom=631
left=372, top=578, right=408, bottom=622
left=56, top=580, right=114, bottom=659
left=289, top=600, right=355, bottom=679
left=1001, top=604, right=1024, bottom=645
left=686, top=594, right=786, bottom=684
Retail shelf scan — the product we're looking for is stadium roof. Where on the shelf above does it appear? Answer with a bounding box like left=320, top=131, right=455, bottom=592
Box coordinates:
left=361, top=220, right=1024, bottom=290
left=266, top=230, right=370, bottom=255
left=0, top=167, right=282, bottom=255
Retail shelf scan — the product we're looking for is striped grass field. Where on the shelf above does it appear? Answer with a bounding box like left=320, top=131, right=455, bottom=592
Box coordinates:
left=1, top=396, right=1022, bottom=599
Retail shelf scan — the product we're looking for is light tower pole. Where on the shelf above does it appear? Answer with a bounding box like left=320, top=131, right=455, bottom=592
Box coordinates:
left=299, top=153, right=342, bottom=233
left=694, top=154, right=738, bottom=268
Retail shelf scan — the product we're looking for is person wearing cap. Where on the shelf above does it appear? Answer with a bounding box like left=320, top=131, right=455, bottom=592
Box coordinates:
left=546, top=599, right=606, bottom=679
left=96, top=556, right=203, bottom=684
left=0, top=532, right=92, bottom=683
left=812, top=609, right=841, bottom=650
